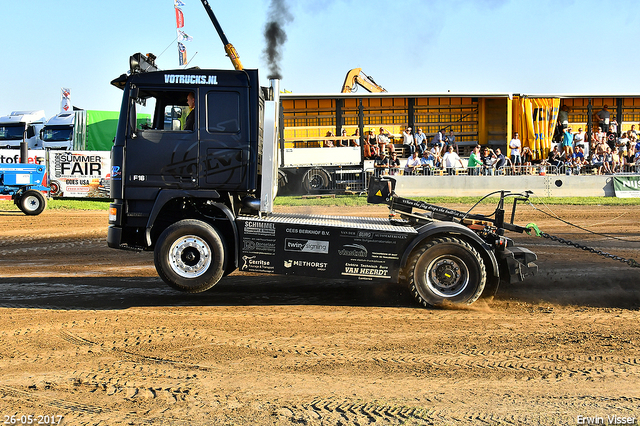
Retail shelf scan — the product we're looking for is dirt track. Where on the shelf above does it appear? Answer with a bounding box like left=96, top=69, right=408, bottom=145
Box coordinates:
left=0, top=203, right=639, bottom=425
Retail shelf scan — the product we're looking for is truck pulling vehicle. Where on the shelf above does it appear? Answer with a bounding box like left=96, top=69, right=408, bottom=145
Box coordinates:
left=106, top=1, right=537, bottom=307
left=106, top=54, right=538, bottom=306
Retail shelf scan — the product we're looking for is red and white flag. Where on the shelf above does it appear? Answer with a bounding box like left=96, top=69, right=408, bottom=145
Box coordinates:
left=175, top=7, right=184, bottom=28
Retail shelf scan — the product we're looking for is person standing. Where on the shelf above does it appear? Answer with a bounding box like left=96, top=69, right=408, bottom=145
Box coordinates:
left=573, top=127, right=586, bottom=150
left=596, top=105, right=611, bottom=133
left=509, top=132, right=522, bottom=171
left=562, top=127, right=574, bottom=157
left=467, top=145, right=482, bottom=175
left=442, top=145, right=464, bottom=175
left=402, top=126, right=414, bottom=155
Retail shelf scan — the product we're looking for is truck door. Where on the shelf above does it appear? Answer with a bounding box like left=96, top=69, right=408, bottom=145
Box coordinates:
left=198, top=88, right=251, bottom=191
left=125, top=88, right=198, bottom=190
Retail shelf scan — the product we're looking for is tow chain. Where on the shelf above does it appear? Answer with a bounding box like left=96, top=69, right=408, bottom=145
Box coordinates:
left=525, top=223, right=640, bottom=268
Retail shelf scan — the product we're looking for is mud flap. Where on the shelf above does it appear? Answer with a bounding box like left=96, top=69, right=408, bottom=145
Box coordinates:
left=367, top=176, right=395, bottom=204
left=497, top=247, right=538, bottom=284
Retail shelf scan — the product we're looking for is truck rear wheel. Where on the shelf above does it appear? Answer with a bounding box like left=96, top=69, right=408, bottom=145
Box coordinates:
left=18, top=190, right=47, bottom=215
left=407, top=237, right=486, bottom=307
left=302, top=168, right=330, bottom=193
left=154, top=219, right=226, bottom=293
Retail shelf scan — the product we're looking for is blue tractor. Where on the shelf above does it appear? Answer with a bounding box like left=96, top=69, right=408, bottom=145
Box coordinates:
left=0, top=162, right=48, bottom=215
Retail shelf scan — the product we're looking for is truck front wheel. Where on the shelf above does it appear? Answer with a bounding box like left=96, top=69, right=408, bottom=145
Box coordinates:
left=154, top=219, right=226, bottom=293
left=18, top=190, right=47, bottom=215
left=407, top=237, right=486, bottom=307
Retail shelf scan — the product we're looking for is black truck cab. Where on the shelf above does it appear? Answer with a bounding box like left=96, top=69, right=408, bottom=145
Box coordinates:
left=108, top=61, right=264, bottom=251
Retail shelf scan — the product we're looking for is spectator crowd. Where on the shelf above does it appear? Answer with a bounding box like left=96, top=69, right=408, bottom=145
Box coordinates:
left=367, top=113, right=640, bottom=176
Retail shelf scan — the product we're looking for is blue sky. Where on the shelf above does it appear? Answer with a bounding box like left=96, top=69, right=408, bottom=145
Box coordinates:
left=3, top=0, right=640, bottom=119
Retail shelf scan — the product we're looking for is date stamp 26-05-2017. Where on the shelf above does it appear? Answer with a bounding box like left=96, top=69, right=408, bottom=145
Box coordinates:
left=3, top=415, right=63, bottom=425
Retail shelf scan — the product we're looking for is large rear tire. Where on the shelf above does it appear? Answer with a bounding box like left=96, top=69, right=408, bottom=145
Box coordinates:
left=407, top=237, right=486, bottom=307
left=18, top=190, right=47, bottom=215
left=154, top=219, right=226, bottom=293
left=301, top=168, right=331, bottom=193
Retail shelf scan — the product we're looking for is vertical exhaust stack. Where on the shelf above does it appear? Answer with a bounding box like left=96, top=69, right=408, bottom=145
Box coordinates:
left=259, top=79, right=281, bottom=214
left=20, top=123, right=28, bottom=164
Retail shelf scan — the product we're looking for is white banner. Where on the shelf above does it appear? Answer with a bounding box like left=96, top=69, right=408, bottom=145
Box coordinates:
left=48, top=150, right=111, bottom=198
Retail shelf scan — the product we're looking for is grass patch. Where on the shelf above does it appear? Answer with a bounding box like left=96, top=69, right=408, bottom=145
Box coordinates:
left=0, top=199, right=111, bottom=211
left=2, top=195, right=639, bottom=213
left=274, top=194, right=640, bottom=207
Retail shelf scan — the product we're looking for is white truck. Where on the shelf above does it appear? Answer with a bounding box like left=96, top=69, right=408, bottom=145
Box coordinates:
left=41, top=111, right=85, bottom=150
left=0, top=111, right=46, bottom=150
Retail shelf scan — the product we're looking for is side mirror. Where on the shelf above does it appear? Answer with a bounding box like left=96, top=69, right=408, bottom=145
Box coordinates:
left=26, top=126, right=35, bottom=139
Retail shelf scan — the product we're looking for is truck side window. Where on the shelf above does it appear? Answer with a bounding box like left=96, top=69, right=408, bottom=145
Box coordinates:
left=134, top=89, right=191, bottom=131
left=206, top=91, right=240, bottom=133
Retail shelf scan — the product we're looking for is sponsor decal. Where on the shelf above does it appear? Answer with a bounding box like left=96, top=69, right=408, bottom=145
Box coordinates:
left=285, top=238, right=329, bottom=254
left=342, top=262, right=390, bottom=279
left=242, top=238, right=276, bottom=255
left=244, top=221, right=276, bottom=237
left=283, top=260, right=328, bottom=271
left=164, top=74, right=218, bottom=85
left=111, top=165, right=122, bottom=180
left=241, top=255, right=274, bottom=272
left=338, top=244, right=367, bottom=258
left=286, top=227, right=330, bottom=236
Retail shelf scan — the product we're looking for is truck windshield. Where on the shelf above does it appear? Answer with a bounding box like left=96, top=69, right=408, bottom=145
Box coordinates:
left=0, top=124, right=25, bottom=140
left=42, top=126, right=73, bottom=142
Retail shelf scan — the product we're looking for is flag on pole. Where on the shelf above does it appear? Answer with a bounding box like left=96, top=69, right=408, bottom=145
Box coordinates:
left=175, top=7, right=184, bottom=28
left=177, top=29, right=193, bottom=42
left=178, top=42, right=187, bottom=65
left=61, top=88, right=71, bottom=113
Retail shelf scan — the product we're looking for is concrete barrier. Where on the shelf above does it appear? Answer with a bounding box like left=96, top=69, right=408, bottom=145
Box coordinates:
left=392, top=174, right=615, bottom=197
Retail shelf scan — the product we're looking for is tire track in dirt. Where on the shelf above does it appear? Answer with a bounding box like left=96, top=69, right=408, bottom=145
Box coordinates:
left=276, top=396, right=538, bottom=425
left=55, top=330, right=211, bottom=407
left=0, top=385, right=105, bottom=414
left=0, top=238, right=104, bottom=255
left=209, top=336, right=640, bottom=379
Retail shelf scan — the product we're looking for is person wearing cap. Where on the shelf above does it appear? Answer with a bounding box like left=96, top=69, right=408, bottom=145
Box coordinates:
left=420, top=150, right=435, bottom=175
left=374, top=150, right=389, bottom=176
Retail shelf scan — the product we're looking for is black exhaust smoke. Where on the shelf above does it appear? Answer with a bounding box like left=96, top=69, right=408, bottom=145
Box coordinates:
left=263, top=0, right=293, bottom=80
